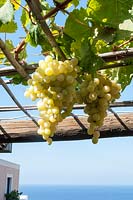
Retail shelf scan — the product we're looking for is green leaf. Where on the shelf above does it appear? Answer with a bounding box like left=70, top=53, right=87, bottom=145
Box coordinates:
left=12, top=75, right=23, bottom=85
left=0, top=52, right=5, bottom=59
left=105, top=62, right=133, bottom=91
left=0, top=20, right=17, bottom=33
left=64, top=8, right=90, bottom=40
left=96, top=26, right=116, bottom=43
left=6, top=74, right=28, bottom=85
left=118, top=65, right=133, bottom=91
left=87, top=0, right=133, bottom=28
left=22, top=79, right=28, bottom=86
left=18, top=46, right=27, bottom=60
left=0, top=0, right=6, bottom=7
left=71, top=40, right=82, bottom=58
left=26, top=24, right=51, bottom=51
left=115, top=30, right=133, bottom=41
left=80, top=39, right=104, bottom=73
left=5, top=39, right=14, bottom=51
left=26, top=24, right=38, bottom=47
left=40, top=0, right=49, bottom=10
left=21, top=8, right=30, bottom=27
left=0, top=0, right=14, bottom=24
left=0, top=40, right=14, bottom=63
left=95, top=40, right=111, bottom=53
left=54, top=0, right=64, bottom=3
left=56, top=33, right=73, bottom=58
left=72, top=0, right=79, bottom=7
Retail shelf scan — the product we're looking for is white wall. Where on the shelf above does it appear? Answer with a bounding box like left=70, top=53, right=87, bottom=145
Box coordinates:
left=0, top=159, right=20, bottom=200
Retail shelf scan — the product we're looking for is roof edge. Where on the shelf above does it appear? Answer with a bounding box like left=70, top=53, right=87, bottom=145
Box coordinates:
left=0, top=159, right=20, bottom=169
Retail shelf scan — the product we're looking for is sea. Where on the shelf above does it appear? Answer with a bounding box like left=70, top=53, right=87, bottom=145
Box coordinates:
left=19, top=185, right=133, bottom=200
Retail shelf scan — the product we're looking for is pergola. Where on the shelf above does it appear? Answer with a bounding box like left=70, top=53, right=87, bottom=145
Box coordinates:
left=0, top=0, right=133, bottom=152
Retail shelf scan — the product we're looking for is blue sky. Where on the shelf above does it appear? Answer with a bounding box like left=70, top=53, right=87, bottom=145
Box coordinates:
left=0, top=0, right=133, bottom=186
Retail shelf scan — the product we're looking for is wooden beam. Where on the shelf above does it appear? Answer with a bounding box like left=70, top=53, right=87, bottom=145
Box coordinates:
left=0, top=64, right=37, bottom=77
left=99, top=48, right=133, bottom=62
left=0, top=48, right=133, bottom=77
left=0, top=114, right=133, bottom=143
left=0, top=101, right=133, bottom=112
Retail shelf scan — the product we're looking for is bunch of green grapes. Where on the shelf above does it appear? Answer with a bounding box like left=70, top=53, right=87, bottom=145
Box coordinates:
left=79, top=73, right=121, bottom=144
left=24, top=56, right=79, bottom=144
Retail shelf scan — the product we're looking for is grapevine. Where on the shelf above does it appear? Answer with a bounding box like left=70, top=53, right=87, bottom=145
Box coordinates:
left=0, top=0, right=132, bottom=144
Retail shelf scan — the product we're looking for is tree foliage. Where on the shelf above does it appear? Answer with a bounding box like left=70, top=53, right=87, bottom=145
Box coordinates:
left=5, top=190, right=22, bottom=200
left=0, top=0, right=133, bottom=90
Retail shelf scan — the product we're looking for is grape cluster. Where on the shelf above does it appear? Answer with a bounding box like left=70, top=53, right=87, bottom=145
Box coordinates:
left=79, top=73, right=121, bottom=144
left=25, top=55, right=121, bottom=145
left=24, top=56, right=79, bottom=144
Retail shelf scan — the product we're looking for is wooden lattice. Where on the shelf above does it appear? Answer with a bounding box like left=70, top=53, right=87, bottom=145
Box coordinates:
left=0, top=0, right=133, bottom=150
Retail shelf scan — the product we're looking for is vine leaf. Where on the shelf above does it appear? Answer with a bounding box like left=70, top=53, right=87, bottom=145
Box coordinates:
left=64, top=8, right=89, bottom=40
left=0, top=21, right=17, bottom=33
left=105, top=61, right=133, bottom=91
left=72, top=0, right=79, bottom=7
left=96, top=27, right=116, bottom=43
left=56, top=33, right=73, bottom=58
left=26, top=24, right=40, bottom=47
left=18, top=46, right=27, bottom=60
left=5, top=39, right=14, bottom=51
left=88, top=0, right=133, bottom=28
left=117, top=65, right=133, bottom=91
left=26, top=24, right=52, bottom=51
left=11, top=0, right=21, bottom=10
left=0, top=52, right=5, bottom=61
left=0, top=0, right=6, bottom=7
left=6, top=74, right=28, bottom=85
left=21, top=7, right=30, bottom=27
left=0, top=0, right=14, bottom=24
left=0, top=40, right=15, bottom=65
left=80, top=40, right=104, bottom=73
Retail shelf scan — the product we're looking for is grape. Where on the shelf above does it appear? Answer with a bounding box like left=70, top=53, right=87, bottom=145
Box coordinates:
left=79, top=73, right=121, bottom=144
left=25, top=56, right=78, bottom=144
left=92, top=136, right=98, bottom=144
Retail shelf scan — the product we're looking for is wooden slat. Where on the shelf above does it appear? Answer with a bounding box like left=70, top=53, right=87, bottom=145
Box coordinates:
left=0, top=64, right=37, bottom=77
left=0, top=101, right=133, bottom=112
left=0, top=114, right=133, bottom=143
left=0, top=48, right=133, bottom=77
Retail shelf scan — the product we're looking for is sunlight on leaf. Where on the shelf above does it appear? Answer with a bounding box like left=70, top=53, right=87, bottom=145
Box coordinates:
left=0, top=0, right=14, bottom=24
left=11, top=0, right=21, bottom=10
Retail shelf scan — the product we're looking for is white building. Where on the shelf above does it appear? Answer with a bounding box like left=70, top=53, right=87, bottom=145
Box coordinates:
left=0, top=159, right=20, bottom=200
left=20, top=195, right=28, bottom=200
